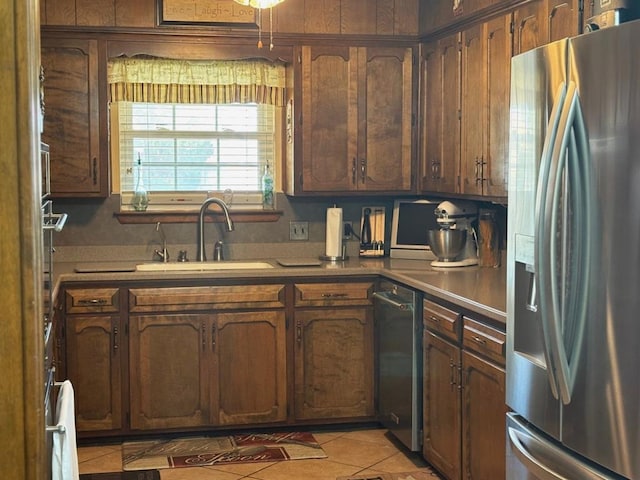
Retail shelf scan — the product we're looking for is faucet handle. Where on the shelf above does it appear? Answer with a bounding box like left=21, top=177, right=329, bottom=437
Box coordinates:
left=177, top=250, right=189, bottom=262
left=213, top=241, right=224, bottom=261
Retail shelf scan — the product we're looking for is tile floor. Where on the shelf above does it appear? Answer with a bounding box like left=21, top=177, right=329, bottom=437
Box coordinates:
left=78, top=427, right=443, bottom=480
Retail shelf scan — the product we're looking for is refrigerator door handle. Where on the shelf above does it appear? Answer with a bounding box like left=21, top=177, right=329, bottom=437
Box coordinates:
left=508, top=415, right=617, bottom=480
left=534, top=82, right=567, bottom=400
left=544, top=82, right=592, bottom=404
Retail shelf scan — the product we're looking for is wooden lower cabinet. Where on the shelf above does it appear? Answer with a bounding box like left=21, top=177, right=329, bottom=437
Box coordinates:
left=461, top=350, right=506, bottom=479
left=423, top=331, right=461, bottom=480
left=129, top=313, right=211, bottom=430
left=65, top=314, right=122, bottom=432
left=129, top=310, right=287, bottom=430
left=215, top=310, right=287, bottom=425
left=423, top=300, right=506, bottom=480
left=294, top=307, right=374, bottom=420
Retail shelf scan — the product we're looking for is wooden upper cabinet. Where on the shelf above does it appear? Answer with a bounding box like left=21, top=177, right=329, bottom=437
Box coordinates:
left=420, top=34, right=461, bottom=194
left=514, top=0, right=582, bottom=56
left=547, top=0, right=581, bottom=42
left=358, top=47, right=414, bottom=192
left=289, top=44, right=415, bottom=195
left=41, top=37, right=108, bottom=197
left=460, top=15, right=511, bottom=198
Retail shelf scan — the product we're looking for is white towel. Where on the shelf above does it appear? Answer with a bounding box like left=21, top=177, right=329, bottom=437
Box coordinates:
left=52, top=380, right=79, bottom=480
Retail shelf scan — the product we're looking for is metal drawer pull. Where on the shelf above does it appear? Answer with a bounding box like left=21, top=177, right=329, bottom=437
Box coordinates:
left=321, top=293, right=349, bottom=298
left=429, top=315, right=440, bottom=322
left=78, top=298, right=107, bottom=305
left=473, top=336, right=487, bottom=345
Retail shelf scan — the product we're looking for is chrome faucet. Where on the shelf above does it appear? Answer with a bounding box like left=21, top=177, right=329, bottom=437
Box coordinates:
left=154, top=222, right=169, bottom=262
left=196, top=197, right=234, bottom=261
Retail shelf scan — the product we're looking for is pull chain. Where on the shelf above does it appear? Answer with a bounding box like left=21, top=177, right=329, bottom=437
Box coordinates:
left=270, top=7, right=274, bottom=50
left=258, top=8, right=263, bottom=49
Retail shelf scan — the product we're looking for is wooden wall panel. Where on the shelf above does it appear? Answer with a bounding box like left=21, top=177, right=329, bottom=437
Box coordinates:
left=274, top=0, right=305, bottom=33
left=304, top=0, right=341, bottom=33
left=40, top=0, right=418, bottom=35
left=341, top=0, right=378, bottom=34
left=115, top=0, right=156, bottom=27
left=43, top=0, right=76, bottom=25
left=76, top=0, right=115, bottom=26
left=376, top=0, right=395, bottom=35
left=394, top=0, right=419, bottom=35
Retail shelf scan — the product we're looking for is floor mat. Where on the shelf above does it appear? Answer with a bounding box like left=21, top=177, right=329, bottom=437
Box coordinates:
left=337, top=471, right=443, bottom=480
left=122, top=432, right=327, bottom=471
left=80, top=471, right=160, bottom=480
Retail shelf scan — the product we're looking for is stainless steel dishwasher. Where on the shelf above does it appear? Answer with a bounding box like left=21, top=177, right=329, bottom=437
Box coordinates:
left=373, top=280, right=422, bottom=452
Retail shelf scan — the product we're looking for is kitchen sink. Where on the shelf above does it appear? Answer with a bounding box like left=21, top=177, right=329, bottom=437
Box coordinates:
left=135, top=261, right=275, bottom=272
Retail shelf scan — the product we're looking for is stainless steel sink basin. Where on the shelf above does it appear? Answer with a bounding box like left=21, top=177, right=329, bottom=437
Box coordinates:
left=135, top=261, right=274, bottom=272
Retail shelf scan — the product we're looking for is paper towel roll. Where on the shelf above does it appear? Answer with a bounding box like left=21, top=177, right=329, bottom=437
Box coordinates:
left=325, top=207, right=343, bottom=258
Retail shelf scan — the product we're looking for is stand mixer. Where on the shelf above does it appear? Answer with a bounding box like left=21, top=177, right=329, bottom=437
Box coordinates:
left=427, top=200, right=478, bottom=267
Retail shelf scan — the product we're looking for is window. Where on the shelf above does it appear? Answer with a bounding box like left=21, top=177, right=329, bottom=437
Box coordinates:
left=108, top=57, right=286, bottom=212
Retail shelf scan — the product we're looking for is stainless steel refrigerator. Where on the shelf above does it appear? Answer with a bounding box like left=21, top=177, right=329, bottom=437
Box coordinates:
left=507, top=19, right=640, bottom=479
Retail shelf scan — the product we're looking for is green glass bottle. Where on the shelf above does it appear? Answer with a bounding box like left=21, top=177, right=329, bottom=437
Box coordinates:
left=261, top=164, right=274, bottom=210
left=131, top=153, right=149, bottom=212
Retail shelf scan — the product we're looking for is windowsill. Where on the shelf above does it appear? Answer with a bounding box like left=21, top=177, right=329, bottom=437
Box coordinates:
left=114, top=209, right=283, bottom=224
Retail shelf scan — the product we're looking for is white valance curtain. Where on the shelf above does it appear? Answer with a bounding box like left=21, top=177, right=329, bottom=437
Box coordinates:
left=107, top=57, right=286, bottom=106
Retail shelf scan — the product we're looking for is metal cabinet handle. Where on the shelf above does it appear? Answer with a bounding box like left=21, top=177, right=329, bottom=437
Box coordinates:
left=112, top=325, right=119, bottom=352
left=201, top=322, right=206, bottom=351
left=473, top=336, right=487, bottom=345
left=360, top=158, right=366, bottom=184
left=296, top=320, right=302, bottom=344
left=352, top=158, right=357, bottom=184
left=211, top=324, right=216, bottom=351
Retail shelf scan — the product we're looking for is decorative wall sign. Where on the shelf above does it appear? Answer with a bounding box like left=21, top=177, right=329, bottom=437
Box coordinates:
left=158, top=0, right=258, bottom=27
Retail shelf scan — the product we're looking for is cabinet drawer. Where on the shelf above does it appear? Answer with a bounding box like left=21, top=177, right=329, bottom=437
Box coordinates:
left=129, top=284, right=285, bottom=312
left=463, top=317, right=505, bottom=365
left=65, top=288, right=119, bottom=314
left=423, top=299, right=461, bottom=342
left=294, top=282, right=374, bottom=307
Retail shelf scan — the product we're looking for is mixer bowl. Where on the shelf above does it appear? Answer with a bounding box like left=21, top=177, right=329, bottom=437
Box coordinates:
left=427, top=229, right=467, bottom=261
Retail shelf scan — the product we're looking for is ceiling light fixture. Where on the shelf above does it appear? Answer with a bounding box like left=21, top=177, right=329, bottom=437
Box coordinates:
left=233, top=0, right=286, bottom=50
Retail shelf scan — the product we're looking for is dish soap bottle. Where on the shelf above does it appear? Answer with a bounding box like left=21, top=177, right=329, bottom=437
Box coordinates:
left=261, top=164, right=274, bottom=210
left=131, top=153, right=149, bottom=212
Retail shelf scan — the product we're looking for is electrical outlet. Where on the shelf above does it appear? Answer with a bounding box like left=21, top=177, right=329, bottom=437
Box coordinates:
left=343, top=221, right=353, bottom=240
left=289, top=221, right=309, bottom=241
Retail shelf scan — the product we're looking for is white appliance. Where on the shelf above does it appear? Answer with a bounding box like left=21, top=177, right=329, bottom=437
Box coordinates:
left=429, top=200, right=478, bottom=268
left=507, top=19, right=640, bottom=479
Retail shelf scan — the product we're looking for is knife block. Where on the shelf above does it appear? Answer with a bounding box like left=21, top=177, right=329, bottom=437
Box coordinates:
left=359, top=206, right=385, bottom=257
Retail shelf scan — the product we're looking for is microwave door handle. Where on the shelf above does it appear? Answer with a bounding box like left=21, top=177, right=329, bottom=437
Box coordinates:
left=535, top=82, right=567, bottom=400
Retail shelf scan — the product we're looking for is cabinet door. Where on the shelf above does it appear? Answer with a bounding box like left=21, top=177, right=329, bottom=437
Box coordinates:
left=461, top=16, right=511, bottom=198
left=461, top=350, right=507, bottom=480
left=298, top=45, right=358, bottom=192
left=513, top=2, right=545, bottom=55
left=129, top=314, right=210, bottom=430
left=483, top=14, right=511, bottom=198
left=461, top=24, right=484, bottom=196
left=422, top=34, right=461, bottom=194
left=295, top=307, right=374, bottom=420
left=547, top=0, right=581, bottom=43
left=66, top=315, right=121, bottom=432
left=359, top=46, right=414, bottom=192
left=41, top=38, right=107, bottom=197
left=423, top=331, right=461, bottom=480
left=214, top=310, right=287, bottom=425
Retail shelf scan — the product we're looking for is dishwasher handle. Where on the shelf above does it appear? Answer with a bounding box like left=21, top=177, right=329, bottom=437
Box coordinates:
left=372, top=291, right=412, bottom=311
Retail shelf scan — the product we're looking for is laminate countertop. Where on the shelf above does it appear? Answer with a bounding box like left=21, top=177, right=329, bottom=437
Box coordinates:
left=54, top=257, right=506, bottom=324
